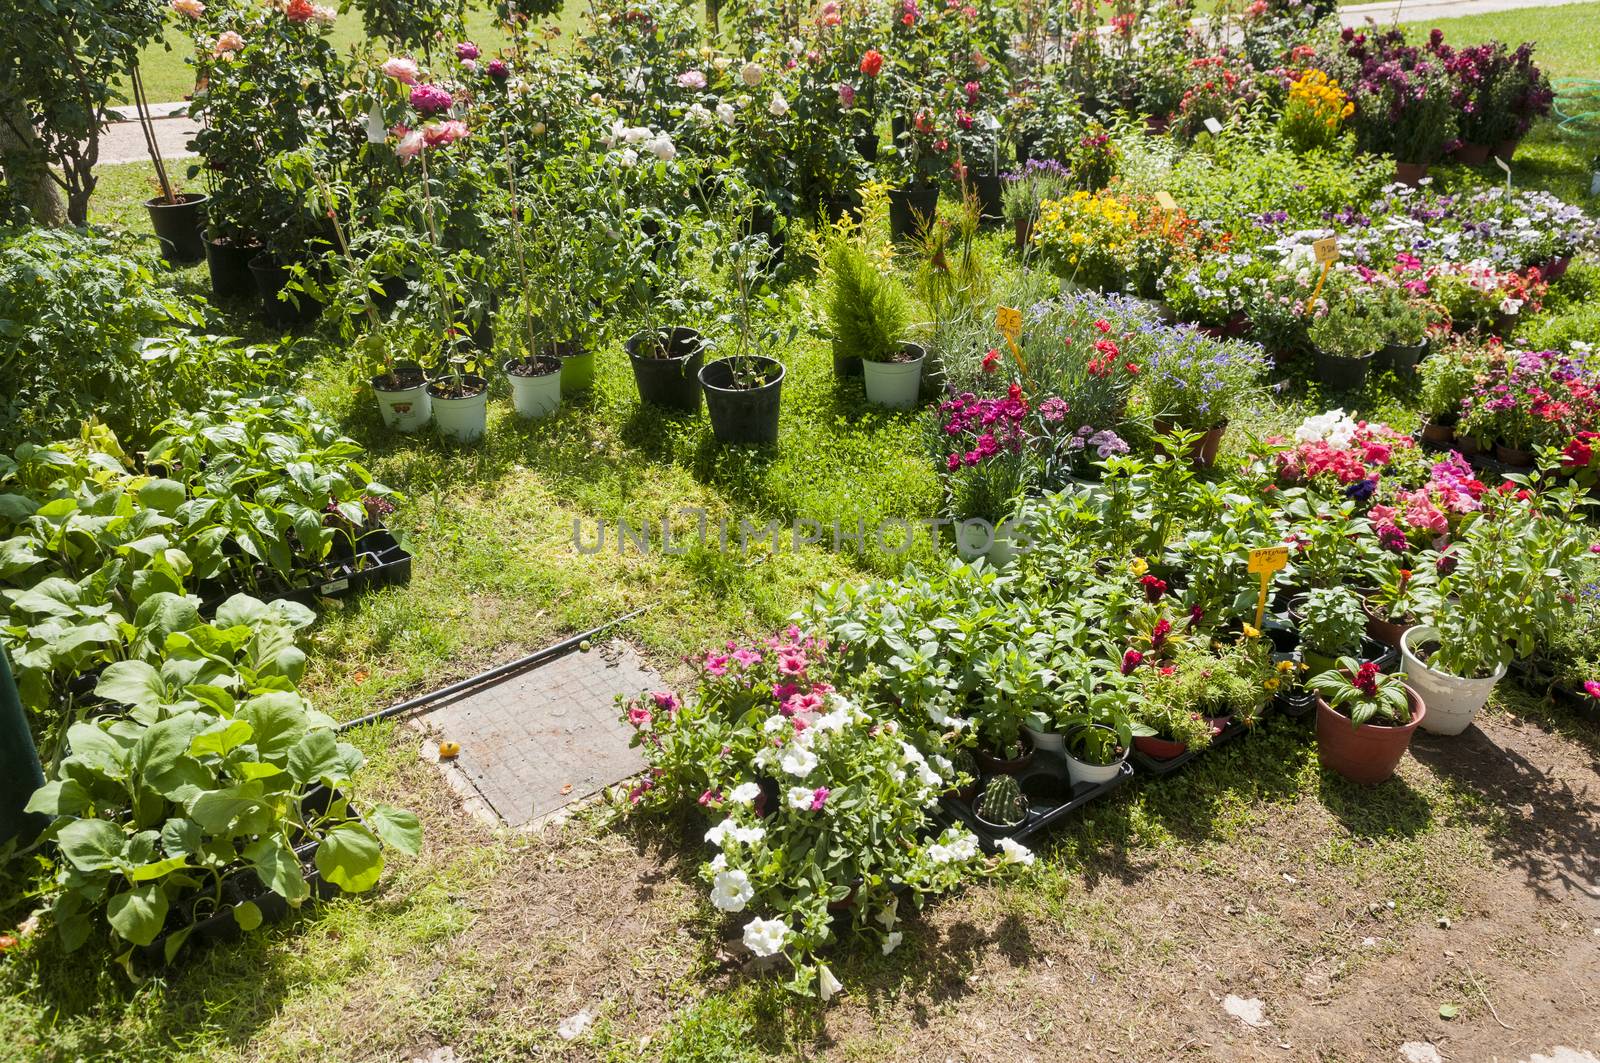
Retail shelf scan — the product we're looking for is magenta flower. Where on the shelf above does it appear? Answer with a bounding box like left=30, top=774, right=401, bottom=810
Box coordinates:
left=1585, top=681, right=1600, bottom=699
left=487, top=58, right=509, bottom=80
left=627, top=705, right=652, bottom=728
left=409, top=83, right=453, bottom=115
left=423, top=119, right=469, bottom=147
left=456, top=40, right=480, bottom=60
left=837, top=82, right=856, bottom=108
left=650, top=690, right=680, bottom=713
left=704, top=652, right=730, bottom=676
left=810, top=787, right=830, bottom=811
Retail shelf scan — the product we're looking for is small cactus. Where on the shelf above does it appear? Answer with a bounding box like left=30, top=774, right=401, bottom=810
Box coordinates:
left=976, top=774, right=1027, bottom=827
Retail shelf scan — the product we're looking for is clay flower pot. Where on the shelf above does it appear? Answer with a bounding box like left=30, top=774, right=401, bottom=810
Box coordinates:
left=1315, top=685, right=1425, bottom=785
left=1133, top=734, right=1188, bottom=761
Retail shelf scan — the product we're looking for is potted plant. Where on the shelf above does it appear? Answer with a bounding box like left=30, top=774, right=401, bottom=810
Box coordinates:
left=882, top=107, right=945, bottom=241
left=626, top=268, right=711, bottom=413
left=1363, top=562, right=1426, bottom=648
left=1309, top=658, right=1425, bottom=784
left=1060, top=707, right=1132, bottom=787
left=971, top=646, right=1054, bottom=773
left=699, top=236, right=791, bottom=445
left=825, top=239, right=921, bottom=404
left=1370, top=286, right=1429, bottom=375
left=934, top=390, right=1033, bottom=561
left=1000, top=159, right=1071, bottom=254
left=1307, top=297, right=1381, bottom=390
left=1416, top=345, right=1482, bottom=443
left=1342, top=32, right=1457, bottom=183
left=1295, top=586, right=1368, bottom=675
left=426, top=345, right=491, bottom=443
left=972, top=774, right=1029, bottom=834
left=1403, top=486, right=1587, bottom=735
left=1141, top=329, right=1271, bottom=468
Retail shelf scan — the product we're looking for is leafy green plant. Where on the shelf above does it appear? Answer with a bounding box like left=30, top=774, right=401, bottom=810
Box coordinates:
left=1298, top=586, right=1367, bottom=658
left=1308, top=657, right=1412, bottom=726
left=1307, top=297, right=1383, bottom=360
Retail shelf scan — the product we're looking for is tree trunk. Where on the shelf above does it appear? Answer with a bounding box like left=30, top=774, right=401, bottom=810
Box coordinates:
left=0, top=102, right=66, bottom=226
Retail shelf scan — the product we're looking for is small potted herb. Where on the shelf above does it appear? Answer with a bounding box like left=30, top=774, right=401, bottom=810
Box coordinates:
left=426, top=345, right=492, bottom=443
left=627, top=271, right=711, bottom=414
left=824, top=239, right=921, bottom=403
left=1059, top=707, right=1132, bottom=787
left=1309, top=658, right=1424, bottom=784
left=1370, top=286, right=1429, bottom=376
left=1000, top=158, right=1071, bottom=253
left=1307, top=297, right=1382, bottom=391
left=1294, top=586, right=1368, bottom=675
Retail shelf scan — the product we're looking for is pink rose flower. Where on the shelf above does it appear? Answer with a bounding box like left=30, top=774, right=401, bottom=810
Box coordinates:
left=456, top=40, right=480, bottom=60
left=381, top=56, right=419, bottom=85
left=213, top=30, right=244, bottom=55
left=409, top=83, right=453, bottom=115
left=837, top=82, right=855, bottom=107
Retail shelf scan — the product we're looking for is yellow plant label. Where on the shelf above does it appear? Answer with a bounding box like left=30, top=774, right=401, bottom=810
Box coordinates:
left=1247, top=546, right=1289, bottom=574
left=1154, top=190, right=1178, bottom=212
left=1313, top=237, right=1340, bottom=265
left=995, top=305, right=1022, bottom=343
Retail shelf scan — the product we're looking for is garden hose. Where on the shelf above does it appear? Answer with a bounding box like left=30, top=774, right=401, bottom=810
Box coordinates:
left=1551, top=78, right=1600, bottom=196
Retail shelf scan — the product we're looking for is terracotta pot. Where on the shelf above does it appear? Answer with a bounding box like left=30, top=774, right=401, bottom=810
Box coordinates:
left=1363, top=601, right=1410, bottom=648
left=1014, top=216, right=1033, bottom=253
left=1419, top=417, right=1456, bottom=446
left=1494, top=443, right=1536, bottom=469
left=1394, top=161, right=1429, bottom=187
left=1492, top=137, right=1521, bottom=164
left=1315, top=685, right=1425, bottom=785
left=976, top=733, right=1034, bottom=776
left=1134, top=734, right=1188, bottom=760
left=1453, top=141, right=1491, bottom=166
left=1153, top=418, right=1227, bottom=468
left=1456, top=434, right=1489, bottom=458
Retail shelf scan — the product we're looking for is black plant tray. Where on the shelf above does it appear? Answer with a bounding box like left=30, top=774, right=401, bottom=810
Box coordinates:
left=1129, top=714, right=1251, bottom=777
left=936, top=753, right=1133, bottom=853
left=207, top=528, right=413, bottom=612
left=135, top=787, right=350, bottom=970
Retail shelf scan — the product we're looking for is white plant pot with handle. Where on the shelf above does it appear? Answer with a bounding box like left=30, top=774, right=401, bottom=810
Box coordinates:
left=373, top=375, right=431, bottom=433
left=1400, top=625, right=1506, bottom=736
left=954, top=519, right=993, bottom=562
left=427, top=377, right=489, bottom=443
left=1063, top=725, right=1127, bottom=786
left=861, top=347, right=924, bottom=409
left=504, top=358, right=561, bottom=420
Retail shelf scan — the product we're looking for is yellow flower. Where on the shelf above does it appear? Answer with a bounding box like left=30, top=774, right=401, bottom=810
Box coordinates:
left=1242, top=624, right=1261, bottom=639
left=1129, top=557, right=1148, bottom=577
left=1264, top=678, right=1280, bottom=692
left=1276, top=660, right=1295, bottom=674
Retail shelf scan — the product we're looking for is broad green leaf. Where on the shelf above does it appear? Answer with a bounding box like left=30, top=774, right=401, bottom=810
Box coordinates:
left=107, top=884, right=168, bottom=946
left=133, top=592, right=200, bottom=643
left=24, top=779, right=89, bottom=816
left=133, top=712, right=205, bottom=783
left=0, top=493, right=37, bottom=521
left=136, top=478, right=186, bottom=514
left=160, top=817, right=203, bottom=858
left=286, top=730, right=340, bottom=785
left=368, top=805, right=422, bottom=856
left=95, top=660, right=166, bottom=711
left=239, top=692, right=311, bottom=758
left=232, top=900, right=263, bottom=932
left=129, top=855, right=189, bottom=882
left=188, top=719, right=254, bottom=759
left=57, top=818, right=125, bottom=872
left=245, top=834, right=309, bottom=905
left=235, top=761, right=283, bottom=781
left=187, top=785, right=263, bottom=833
left=313, top=823, right=384, bottom=893
left=64, top=722, right=130, bottom=777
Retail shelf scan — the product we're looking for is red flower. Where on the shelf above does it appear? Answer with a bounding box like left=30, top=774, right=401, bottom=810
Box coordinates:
left=1121, top=649, right=1144, bottom=675
left=981, top=348, right=1000, bottom=373
left=285, top=0, right=314, bottom=20
left=1140, top=574, right=1167, bottom=602
left=859, top=50, right=884, bottom=77
left=1189, top=604, right=1204, bottom=626
left=1124, top=362, right=1140, bottom=375
left=1151, top=617, right=1172, bottom=648
left=1353, top=661, right=1380, bottom=698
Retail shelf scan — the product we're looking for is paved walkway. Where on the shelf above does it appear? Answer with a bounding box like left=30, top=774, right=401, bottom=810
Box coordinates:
left=1340, top=0, right=1597, bottom=26
left=100, top=115, right=198, bottom=166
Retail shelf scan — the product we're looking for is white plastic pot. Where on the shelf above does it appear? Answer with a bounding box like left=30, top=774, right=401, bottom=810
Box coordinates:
left=861, top=347, right=924, bottom=409
left=428, top=377, right=489, bottom=443
left=505, top=359, right=561, bottom=420
left=1400, top=626, right=1505, bottom=736
left=1064, top=739, right=1126, bottom=787
left=373, top=376, right=431, bottom=433
left=1023, top=725, right=1064, bottom=754
left=954, top=519, right=993, bottom=562
left=987, top=518, right=1031, bottom=568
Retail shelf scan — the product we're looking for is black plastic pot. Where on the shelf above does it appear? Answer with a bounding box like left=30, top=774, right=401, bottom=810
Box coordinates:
left=854, top=131, right=879, bottom=162
left=1313, top=349, right=1373, bottom=391
left=699, top=355, right=784, bottom=445
left=1377, top=339, right=1427, bottom=376
left=971, top=170, right=1004, bottom=223
left=249, top=253, right=320, bottom=325
left=627, top=326, right=705, bottom=413
left=204, top=235, right=260, bottom=299
left=888, top=185, right=938, bottom=241
left=145, top=192, right=209, bottom=264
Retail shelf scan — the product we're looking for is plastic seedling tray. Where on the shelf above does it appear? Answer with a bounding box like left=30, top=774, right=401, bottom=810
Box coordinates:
left=1129, top=714, right=1250, bottom=776
left=937, top=751, right=1132, bottom=853
left=235, top=527, right=413, bottom=611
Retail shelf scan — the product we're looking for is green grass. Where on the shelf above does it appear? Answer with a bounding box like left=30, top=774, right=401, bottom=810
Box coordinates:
left=1407, top=4, right=1600, bottom=82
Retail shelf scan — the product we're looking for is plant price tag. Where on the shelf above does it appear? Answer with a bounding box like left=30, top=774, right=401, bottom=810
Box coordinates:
left=1154, top=190, right=1178, bottom=212
left=1203, top=117, right=1223, bottom=136
left=1247, top=546, right=1289, bottom=574
left=1312, top=237, right=1339, bottom=265
left=995, top=305, right=1022, bottom=344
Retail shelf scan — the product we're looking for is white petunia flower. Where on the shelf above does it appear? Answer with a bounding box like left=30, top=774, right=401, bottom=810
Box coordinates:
left=742, top=916, right=787, bottom=957
left=882, top=930, right=903, bottom=954
left=728, top=782, right=761, bottom=804
left=786, top=785, right=814, bottom=810
left=998, top=837, right=1035, bottom=866
left=710, top=853, right=727, bottom=871
left=780, top=745, right=818, bottom=778
left=817, top=963, right=843, bottom=1001
left=731, top=824, right=765, bottom=845
left=711, top=869, right=754, bottom=912
left=705, top=817, right=737, bottom=847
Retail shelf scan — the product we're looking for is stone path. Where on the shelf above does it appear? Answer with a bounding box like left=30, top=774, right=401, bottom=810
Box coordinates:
left=416, top=640, right=656, bottom=828
left=100, top=115, right=198, bottom=167
left=1339, top=0, right=1597, bottom=26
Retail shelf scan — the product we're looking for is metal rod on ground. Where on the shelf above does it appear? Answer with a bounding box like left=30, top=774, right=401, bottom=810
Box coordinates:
left=337, top=605, right=656, bottom=733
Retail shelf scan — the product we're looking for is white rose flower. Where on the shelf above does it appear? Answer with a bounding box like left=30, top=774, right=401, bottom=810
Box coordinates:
left=817, top=963, right=843, bottom=1001
left=711, top=869, right=754, bottom=912
left=998, top=837, right=1035, bottom=866
left=728, top=781, right=761, bottom=804
left=618, top=148, right=638, bottom=167
left=742, top=916, right=787, bottom=957
left=881, top=930, right=903, bottom=954
left=686, top=103, right=713, bottom=125
left=740, top=61, right=764, bottom=86
left=780, top=744, right=818, bottom=778
left=712, top=56, right=731, bottom=73
left=621, top=125, right=651, bottom=145
left=717, top=101, right=738, bottom=125
left=786, top=785, right=814, bottom=811
left=768, top=92, right=789, bottom=117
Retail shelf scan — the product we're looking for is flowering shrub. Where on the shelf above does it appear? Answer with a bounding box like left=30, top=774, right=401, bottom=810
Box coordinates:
left=1279, top=68, right=1353, bottom=153
left=1176, top=55, right=1259, bottom=138
left=623, top=630, right=1026, bottom=998
left=1456, top=347, right=1600, bottom=452
left=1134, top=321, right=1272, bottom=431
